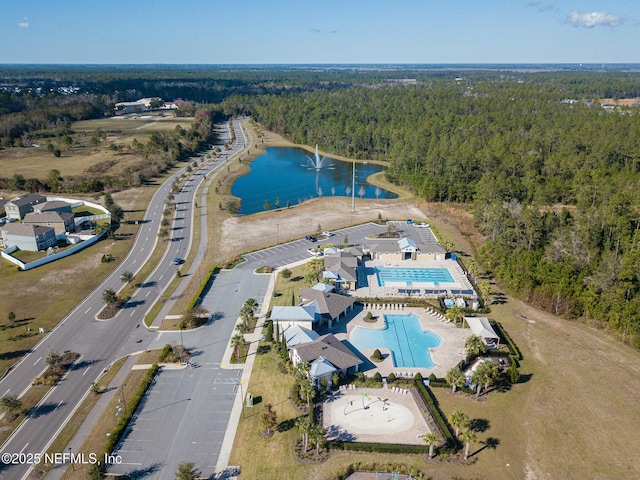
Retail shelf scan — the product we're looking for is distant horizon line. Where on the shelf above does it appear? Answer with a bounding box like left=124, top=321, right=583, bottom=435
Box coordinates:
left=1, top=62, right=639, bottom=67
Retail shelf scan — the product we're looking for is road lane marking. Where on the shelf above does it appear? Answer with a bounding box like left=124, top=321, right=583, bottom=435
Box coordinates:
left=83, top=366, right=91, bottom=376
left=33, top=356, right=42, bottom=366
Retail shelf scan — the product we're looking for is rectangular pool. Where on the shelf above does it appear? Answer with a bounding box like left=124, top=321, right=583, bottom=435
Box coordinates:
left=376, top=267, right=454, bottom=287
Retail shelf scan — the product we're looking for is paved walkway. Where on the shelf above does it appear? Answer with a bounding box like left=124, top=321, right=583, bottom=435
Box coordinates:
left=46, top=354, right=140, bottom=480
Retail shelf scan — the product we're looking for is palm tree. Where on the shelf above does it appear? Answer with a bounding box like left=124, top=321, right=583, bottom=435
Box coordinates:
left=479, top=280, right=491, bottom=305
left=235, top=322, right=249, bottom=335
left=309, top=423, right=326, bottom=454
left=230, top=334, right=245, bottom=361
left=295, top=415, right=313, bottom=453
left=460, top=429, right=477, bottom=460
left=472, top=360, right=501, bottom=398
left=448, top=409, right=470, bottom=437
left=298, top=376, right=316, bottom=412
left=465, top=334, right=486, bottom=356
left=445, top=367, right=466, bottom=394
left=423, top=432, right=440, bottom=459
left=445, top=305, right=465, bottom=325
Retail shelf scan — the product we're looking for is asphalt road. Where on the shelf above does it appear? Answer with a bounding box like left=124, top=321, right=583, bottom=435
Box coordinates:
left=0, top=119, right=247, bottom=480
left=107, top=222, right=390, bottom=479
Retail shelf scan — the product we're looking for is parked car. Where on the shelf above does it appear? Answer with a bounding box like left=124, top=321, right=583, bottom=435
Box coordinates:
left=307, top=248, right=323, bottom=257
left=322, top=231, right=334, bottom=237
left=305, top=235, right=317, bottom=242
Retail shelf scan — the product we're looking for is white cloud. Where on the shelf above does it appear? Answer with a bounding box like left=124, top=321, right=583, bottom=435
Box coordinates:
left=18, top=16, right=29, bottom=28
left=311, top=28, right=337, bottom=34
left=526, top=2, right=555, bottom=13
left=568, top=11, right=623, bottom=28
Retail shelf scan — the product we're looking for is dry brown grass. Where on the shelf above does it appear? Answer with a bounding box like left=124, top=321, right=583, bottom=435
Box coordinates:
left=225, top=185, right=640, bottom=479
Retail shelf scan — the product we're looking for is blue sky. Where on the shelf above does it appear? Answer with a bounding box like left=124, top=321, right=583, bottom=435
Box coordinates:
left=1, top=1, right=638, bottom=64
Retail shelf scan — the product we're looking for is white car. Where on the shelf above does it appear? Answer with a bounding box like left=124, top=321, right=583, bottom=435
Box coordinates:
left=322, top=231, right=334, bottom=237
left=415, top=223, right=430, bottom=228
left=307, top=248, right=323, bottom=257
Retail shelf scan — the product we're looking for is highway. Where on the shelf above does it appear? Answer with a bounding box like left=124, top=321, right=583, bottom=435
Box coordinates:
left=0, top=118, right=248, bottom=480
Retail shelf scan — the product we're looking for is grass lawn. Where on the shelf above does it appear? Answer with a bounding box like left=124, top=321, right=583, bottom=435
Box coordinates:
left=271, top=264, right=311, bottom=307
left=228, top=346, right=430, bottom=480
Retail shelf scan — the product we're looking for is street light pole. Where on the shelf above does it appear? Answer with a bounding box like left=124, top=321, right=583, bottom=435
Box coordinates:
left=120, top=384, right=127, bottom=415
left=351, top=161, right=355, bottom=213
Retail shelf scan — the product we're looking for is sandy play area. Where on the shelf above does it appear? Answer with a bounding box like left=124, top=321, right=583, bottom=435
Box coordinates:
left=323, top=387, right=431, bottom=445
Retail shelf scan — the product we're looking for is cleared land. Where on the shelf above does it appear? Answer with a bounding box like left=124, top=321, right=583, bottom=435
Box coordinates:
left=0, top=114, right=193, bottom=180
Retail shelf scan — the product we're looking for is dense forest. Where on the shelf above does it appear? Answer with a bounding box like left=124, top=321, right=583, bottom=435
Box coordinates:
left=225, top=72, right=640, bottom=346
left=1, top=65, right=640, bottom=345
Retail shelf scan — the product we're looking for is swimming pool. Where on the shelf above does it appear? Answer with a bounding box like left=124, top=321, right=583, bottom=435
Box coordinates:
left=350, top=314, right=441, bottom=369
left=375, top=267, right=454, bottom=286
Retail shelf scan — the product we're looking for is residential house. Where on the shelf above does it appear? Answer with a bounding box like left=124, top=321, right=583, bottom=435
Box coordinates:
left=290, top=334, right=362, bottom=389
left=271, top=303, right=318, bottom=333
left=283, top=324, right=320, bottom=347
left=5, top=194, right=47, bottom=220
left=33, top=200, right=73, bottom=214
left=323, top=251, right=359, bottom=291
left=299, top=287, right=356, bottom=328
left=23, top=211, right=75, bottom=238
left=1, top=223, right=57, bottom=251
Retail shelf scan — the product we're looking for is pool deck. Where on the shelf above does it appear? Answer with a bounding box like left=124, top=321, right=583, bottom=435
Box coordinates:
left=332, top=306, right=469, bottom=379
left=356, top=258, right=476, bottom=299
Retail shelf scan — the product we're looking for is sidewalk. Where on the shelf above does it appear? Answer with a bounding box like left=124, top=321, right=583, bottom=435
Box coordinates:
left=214, top=267, right=277, bottom=477
left=46, top=354, right=140, bottom=480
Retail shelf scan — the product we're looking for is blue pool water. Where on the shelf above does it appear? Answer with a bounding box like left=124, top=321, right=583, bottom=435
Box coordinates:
left=376, top=267, right=454, bottom=286
left=350, top=314, right=442, bottom=369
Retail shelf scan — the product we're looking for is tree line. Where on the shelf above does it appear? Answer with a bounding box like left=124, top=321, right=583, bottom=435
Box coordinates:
left=231, top=73, right=640, bottom=346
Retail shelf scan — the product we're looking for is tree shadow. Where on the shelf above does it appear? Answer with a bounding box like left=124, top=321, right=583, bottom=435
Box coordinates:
left=30, top=401, right=63, bottom=419
left=325, top=424, right=357, bottom=442
left=277, top=418, right=295, bottom=432
left=471, top=437, right=500, bottom=457
left=469, top=418, right=490, bottom=433
left=74, top=358, right=100, bottom=369
left=119, top=462, right=163, bottom=479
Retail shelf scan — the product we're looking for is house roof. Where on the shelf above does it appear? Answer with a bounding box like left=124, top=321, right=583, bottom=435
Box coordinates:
left=464, top=317, right=499, bottom=340
left=271, top=304, right=317, bottom=322
left=284, top=325, right=320, bottom=347
left=310, top=356, right=337, bottom=378
left=312, top=282, right=334, bottom=293
left=1, top=223, right=55, bottom=238
left=23, top=211, right=74, bottom=224
left=324, top=251, right=358, bottom=269
left=299, top=288, right=356, bottom=320
left=398, top=237, right=418, bottom=251
left=294, top=334, right=362, bottom=370
left=323, top=271, right=340, bottom=280
left=35, top=200, right=71, bottom=212
left=7, top=193, right=46, bottom=208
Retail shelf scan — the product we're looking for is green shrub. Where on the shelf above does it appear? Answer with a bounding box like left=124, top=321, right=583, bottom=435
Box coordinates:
left=373, top=372, right=382, bottom=382
left=370, top=349, right=383, bottom=362
left=415, top=381, right=458, bottom=448
left=387, top=372, right=396, bottom=382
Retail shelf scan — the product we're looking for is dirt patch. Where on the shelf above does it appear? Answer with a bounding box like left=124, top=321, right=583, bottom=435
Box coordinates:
left=218, top=197, right=425, bottom=261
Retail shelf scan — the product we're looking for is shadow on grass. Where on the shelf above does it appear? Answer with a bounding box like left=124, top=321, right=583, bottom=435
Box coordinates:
left=471, top=437, right=500, bottom=457
left=469, top=418, right=490, bottom=433
left=277, top=418, right=295, bottom=432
